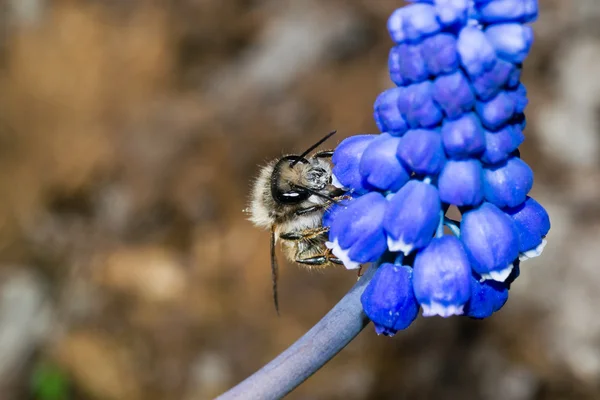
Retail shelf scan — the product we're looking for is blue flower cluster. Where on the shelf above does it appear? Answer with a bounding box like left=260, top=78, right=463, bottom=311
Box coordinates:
left=324, top=0, right=550, bottom=336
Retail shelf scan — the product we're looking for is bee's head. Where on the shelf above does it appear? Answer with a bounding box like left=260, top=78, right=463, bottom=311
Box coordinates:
left=271, top=156, right=310, bottom=204
left=270, top=130, right=338, bottom=205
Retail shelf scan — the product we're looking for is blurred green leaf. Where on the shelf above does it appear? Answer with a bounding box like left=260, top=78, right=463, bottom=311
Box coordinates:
left=30, top=361, right=70, bottom=400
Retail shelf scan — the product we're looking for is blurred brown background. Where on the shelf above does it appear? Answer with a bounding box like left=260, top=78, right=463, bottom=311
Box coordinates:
left=0, top=0, right=598, bottom=399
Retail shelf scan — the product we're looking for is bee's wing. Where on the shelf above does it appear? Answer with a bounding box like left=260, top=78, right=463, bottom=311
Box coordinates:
left=270, top=226, right=280, bottom=315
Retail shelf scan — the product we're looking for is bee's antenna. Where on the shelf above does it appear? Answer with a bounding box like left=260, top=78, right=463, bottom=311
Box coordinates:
left=270, top=227, right=280, bottom=316
left=289, top=130, right=337, bottom=168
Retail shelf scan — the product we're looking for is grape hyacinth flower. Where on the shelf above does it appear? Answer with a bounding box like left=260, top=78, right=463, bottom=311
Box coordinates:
left=325, top=0, right=550, bottom=336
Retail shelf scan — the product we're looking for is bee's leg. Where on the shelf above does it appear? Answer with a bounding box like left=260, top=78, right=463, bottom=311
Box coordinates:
left=314, top=150, right=334, bottom=158
left=295, top=206, right=323, bottom=216
left=296, top=255, right=328, bottom=266
left=294, top=194, right=349, bottom=217
left=296, top=248, right=342, bottom=267
left=280, top=227, right=329, bottom=241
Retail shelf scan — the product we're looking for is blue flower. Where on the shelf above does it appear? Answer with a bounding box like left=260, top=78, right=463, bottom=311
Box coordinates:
left=383, top=180, right=441, bottom=255
left=421, top=34, right=459, bottom=76
left=397, top=82, right=444, bottom=128
left=463, top=273, right=509, bottom=319
left=483, top=156, right=533, bottom=208
left=361, top=263, right=420, bottom=336
left=323, top=0, right=546, bottom=332
left=481, top=124, right=524, bottom=164
left=461, top=202, right=520, bottom=282
left=476, top=0, right=538, bottom=24
left=390, top=43, right=429, bottom=84
left=476, top=90, right=517, bottom=130
left=504, top=196, right=550, bottom=259
left=432, top=71, right=475, bottom=119
left=413, top=235, right=471, bottom=317
left=485, top=23, right=534, bottom=64
left=359, top=134, right=409, bottom=192
left=432, top=0, right=469, bottom=27
left=396, top=129, right=446, bottom=175
left=388, top=4, right=441, bottom=44
left=441, top=113, right=485, bottom=158
left=331, top=135, right=376, bottom=194
left=373, top=88, right=409, bottom=135
left=437, top=159, right=484, bottom=206
left=456, top=26, right=496, bottom=78
left=471, top=58, right=516, bottom=100
left=326, top=192, right=388, bottom=270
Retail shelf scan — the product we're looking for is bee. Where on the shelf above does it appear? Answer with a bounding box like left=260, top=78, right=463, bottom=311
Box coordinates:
left=246, top=130, right=348, bottom=313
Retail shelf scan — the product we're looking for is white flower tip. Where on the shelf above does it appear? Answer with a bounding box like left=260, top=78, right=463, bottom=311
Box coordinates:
left=387, top=236, right=414, bottom=256
left=325, top=239, right=360, bottom=270
left=519, top=239, right=547, bottom=261
left=479, top=263, right=514, bottom=282
left=331, top=174, right=346, bottom=190
left=421, top=302, right=464, bottom=318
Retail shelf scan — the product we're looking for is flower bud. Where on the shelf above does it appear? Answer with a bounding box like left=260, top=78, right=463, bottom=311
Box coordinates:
left=483, top=156, right=533, bottom=208
left=463, top=274, right=509, bottom=319
left=326, top=192, right=388, bottom=269
left=504, top=196, right=550, bottom=259
left=384, top=180, right=441, bottom=255
left=461, top=202, right=519, bottom=281
left=359, top=134, right=410, bottom=192
left=396, top=129, right=446, bottom=175
left=413, top=235, right=472, bottom=317
left=332, top=135, right=376, bottom=194
left=438, top=159, right=484, bottom=206
left=361, top=263, right=420, bottom=336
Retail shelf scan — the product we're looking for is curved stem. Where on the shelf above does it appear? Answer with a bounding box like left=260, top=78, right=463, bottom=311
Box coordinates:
left=216, top=265, right=377, bottom=400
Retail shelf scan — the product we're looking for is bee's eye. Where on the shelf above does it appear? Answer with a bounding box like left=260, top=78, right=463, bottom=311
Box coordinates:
left=273, top=187, right=310, bottom=204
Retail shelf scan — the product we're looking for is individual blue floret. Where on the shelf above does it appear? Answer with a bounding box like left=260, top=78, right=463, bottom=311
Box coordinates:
left=421, top=33, right=459, bottom=76
left=504, top=196, right=550, bottom=259
left=359, top=134, right=409, bottom=192
left=331, top=135, right=376, bottom=194
left=441, top=113, right=486, bottom=158
left=413, top=235, right=472, bottom=317
left=483, top=156, right=533, bottom=208
left=373, top=88, right=409, bottom=135
left=326, top=192, right=388, bottom=270
left=383, top=180, right=441, bottom=255
left=391, top=43, right=429, bottom=84
left=485, top=23, right=535, bottom=64
left=388, top=4, right=441, bottom=44
left=437, top=159, right=484, bottom=206
left=397, top=81, right=444, bottom=128
left=457, top=26, right=497, bottom=78
left=471, top=58, right=515, bottom=100
left=361, top=263, right=420, bottom=336
left=432, top=0, right=469, bottom=27
left=461, top=202, right=520, bottom=282
left=476, top=0, right=538, bottom=24
left=463, top=273, right=509, bottom=319
left=481, top=124, right=525, bottom=164
left=432, top=71, right=476, bottom=119
left=475, top=90, right=516, bottom=130
left=396, top=129, right=446, bottom=175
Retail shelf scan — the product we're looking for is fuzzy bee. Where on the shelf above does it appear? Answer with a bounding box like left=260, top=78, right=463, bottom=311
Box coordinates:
left=247, top=131, right=348, bottom=313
